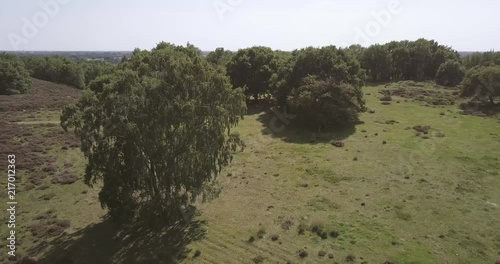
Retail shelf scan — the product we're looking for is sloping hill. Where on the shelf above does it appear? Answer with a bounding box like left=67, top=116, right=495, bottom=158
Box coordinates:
left=0, top=78, right=81, bottom=113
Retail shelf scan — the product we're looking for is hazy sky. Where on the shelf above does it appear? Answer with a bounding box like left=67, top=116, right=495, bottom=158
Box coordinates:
left=0, top=0, right=498, bottom=51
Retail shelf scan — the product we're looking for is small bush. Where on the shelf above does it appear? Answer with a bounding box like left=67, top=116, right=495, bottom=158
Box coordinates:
left=252, top=256, right=265, bottom=264
left=345, top=253, right=356, bottom=262
left=310, top=220, right=325, bottom=234
left=51, top=172, right=78, bottom=185
left=257, top=227, right=266, bottom=239
left=298, top=249, right=308, bottom=258
left=413, top=125, right=431, bottom=134
left=42, top=165, right=57, bottom=174
left=297, top=223, right=307, bottom=235
left=385, top=120, right=398, bottom=125
left=30, top=178, right=44, bottom=186
left=281, top=219, right=294, bottom=230
left=329, top=230, right=340, bottom=238
left=435, top=132, right=446, bottom=138
left=380, top=95, right=392, bottom=102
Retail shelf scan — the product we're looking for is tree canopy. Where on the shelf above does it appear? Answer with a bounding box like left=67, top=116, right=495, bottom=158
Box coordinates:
left=361, top=44, right=392, bottom=82
left=461, top=66, right=500, bottom=104
left=206, top=47, right=234, bottom=69
left=226, top=46, right=283, bottom=100
left=287, top=76, right=365, bottom=129
left=0, top=53, right=32, bottom=95
left=462, top=51, right=500, bottom=69
left=275, top=46, right=366, bottom=129
left=61, top=42, right=246, bottom=225
left=356, top=39, right=459, bottom=82
left=21, top=56, right=86, bottom=89
left=435, top=60, right=465, bottom=87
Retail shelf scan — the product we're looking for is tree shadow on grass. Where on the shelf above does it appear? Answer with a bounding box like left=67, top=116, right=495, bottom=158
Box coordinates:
left=256, top=109, right=357, bottom=144
left=459, top=101, right=500, bottom=116
left=32, top=215, right=206, bottom=264
left=246, top=98, right=276, bottom=116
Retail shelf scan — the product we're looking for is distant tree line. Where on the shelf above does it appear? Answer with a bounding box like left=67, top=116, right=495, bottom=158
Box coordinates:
left=210, top=39, right=499, bottom=128
left=3, top=38, right=499, bottom=117
left=6, top=51, right=132, bottom=64
left=354, top=39, right=461, bottom=82
left=462, top=51, right=500, bottom=69
left=20, top=56, right=116, bottom=89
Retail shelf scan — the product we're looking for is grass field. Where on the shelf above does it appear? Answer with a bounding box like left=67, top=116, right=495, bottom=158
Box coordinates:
left=1, top=79, right=499, bottom=264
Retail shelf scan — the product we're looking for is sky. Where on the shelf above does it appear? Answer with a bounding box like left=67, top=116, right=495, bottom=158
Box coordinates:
left=0, top=0, right=499, bottom=51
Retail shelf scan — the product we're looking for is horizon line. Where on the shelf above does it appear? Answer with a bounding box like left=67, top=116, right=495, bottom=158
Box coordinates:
left=1, top=50, right=495, bottom=53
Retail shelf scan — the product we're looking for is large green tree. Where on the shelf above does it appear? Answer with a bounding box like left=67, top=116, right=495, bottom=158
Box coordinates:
left=427, top=43, right=460, bottom=79
left=206, top=47, right=234, bottom=68
left=361, top=44, right=391, bottom=82
left=226, top=46, right=281, bottom=100
left=287, top=76, right=365, bottom=129
left=345, top=44, right=366, bottom=63
left=461, top=66, right=500, bottom=104
left=276, top=46, right=366, bottom=129
left=286, top=46, right=365, bottom=90
left=435, top=60, right=465, bottom=87
left=386, top=40, right=412, bottom=80
left=61, top=42, right=247, bottom=225
left=0, top=54, right=32, bottom=95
